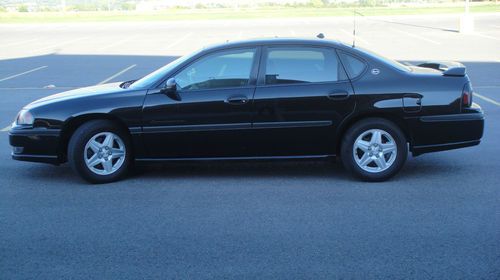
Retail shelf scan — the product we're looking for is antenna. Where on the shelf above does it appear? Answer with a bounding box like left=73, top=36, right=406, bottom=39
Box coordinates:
left=352, top=10, right=356, bottom=48
left=352, top=11, right=363, bottom=48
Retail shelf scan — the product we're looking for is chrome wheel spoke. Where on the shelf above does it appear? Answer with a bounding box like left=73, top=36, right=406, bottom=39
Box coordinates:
left=358, top=153, right=372, bottom=167
left=370, top=130, right=382, bottom=145
left=102, top=159, right=113, bottom=172
left=102, top=133, right=114, bottom=148
left=111, top=148, right=125, bottom=159
left=381, top=143, right=396, bottom=154
left=374, top=156, right=387, bottom=169
left=355, top=140, right=370, bottom=152
left=86, top=154, right=101, bottom=167
left=88, top=140, right=101, bottom=153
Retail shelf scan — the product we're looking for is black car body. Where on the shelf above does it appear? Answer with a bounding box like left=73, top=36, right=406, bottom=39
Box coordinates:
left=9, top=38, right=484, bottom=183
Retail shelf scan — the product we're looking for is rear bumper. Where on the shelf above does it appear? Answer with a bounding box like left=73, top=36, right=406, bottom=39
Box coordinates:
left=409, top=109, right=484, bottom=156
left=9, top=126, right=62, bottom=164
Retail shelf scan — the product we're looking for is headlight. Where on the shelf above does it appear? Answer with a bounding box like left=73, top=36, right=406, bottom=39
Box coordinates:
left=16, top=109, right=34, bottom=126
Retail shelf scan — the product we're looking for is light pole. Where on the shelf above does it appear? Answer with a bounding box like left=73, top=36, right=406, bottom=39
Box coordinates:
left=460, top=0, right=474, bottom=33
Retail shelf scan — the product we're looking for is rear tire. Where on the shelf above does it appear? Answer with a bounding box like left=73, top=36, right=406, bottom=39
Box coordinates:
left=68, top=120, right=131, bottom=184
left=341, top=118, right=407, bottom=182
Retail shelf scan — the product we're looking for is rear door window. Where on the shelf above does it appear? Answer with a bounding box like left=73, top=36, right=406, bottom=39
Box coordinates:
left=264, top=47, right=347, bottom=85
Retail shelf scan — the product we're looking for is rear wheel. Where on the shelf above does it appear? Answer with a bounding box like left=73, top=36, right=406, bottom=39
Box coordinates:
left=68, top=120, right=131, bottom=184
left=341, top=118, right=407, bottom=182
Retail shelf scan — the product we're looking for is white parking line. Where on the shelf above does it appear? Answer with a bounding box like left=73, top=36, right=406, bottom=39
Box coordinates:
left=472, top=33, right=500, bottom=41
left=164, top=33, right=192, bottom=50
left=3, top=38, right=39, bottom=48
left=392, top=29, right=441, bottom=45
left=289, top=29, right=296, bottom=36
left=1, top=125, right=11, bottom=132
left=0, top=66, right=48, bottom=82
left=30, top=37, right=89, bottom=53
left=340, top=29, right=371, bottom=46
left=474, top=93, right=500, bottom=107
left=97, top=35, right=139, bottom=51
left=98, top=64, right=137, bottom=85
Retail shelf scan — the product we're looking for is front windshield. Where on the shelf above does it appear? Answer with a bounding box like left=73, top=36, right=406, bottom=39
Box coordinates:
left=129, top=51, right=199, bottom=89
left=354, top=46, right=411, bottom=72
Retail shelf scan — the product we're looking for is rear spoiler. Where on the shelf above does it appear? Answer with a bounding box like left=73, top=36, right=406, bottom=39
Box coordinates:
left=417, top=61, right=466, bottom=77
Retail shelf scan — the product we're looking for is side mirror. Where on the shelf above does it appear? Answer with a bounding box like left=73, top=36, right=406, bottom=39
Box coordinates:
left=165, top=78, right=177, bottom=91
left=161, top=78, right=181, bottom=101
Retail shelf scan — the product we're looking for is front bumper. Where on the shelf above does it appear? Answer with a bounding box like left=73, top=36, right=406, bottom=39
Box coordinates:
left=408, top=107, right=484, bottom=156
left=9, top=125, right=62, bottom=164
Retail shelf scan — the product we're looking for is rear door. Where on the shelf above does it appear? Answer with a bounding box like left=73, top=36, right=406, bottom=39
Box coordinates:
left=248, top=45, right=356, bottom=156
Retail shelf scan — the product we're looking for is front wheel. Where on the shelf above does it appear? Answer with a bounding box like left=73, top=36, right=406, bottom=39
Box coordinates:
left=68, top=120, right=131, bottom=184
left=341, top=118, right=407, bottom=182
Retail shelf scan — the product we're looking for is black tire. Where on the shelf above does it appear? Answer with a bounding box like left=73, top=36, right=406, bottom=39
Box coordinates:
left=340, top=118, right=407, bottom=182
left=68, top=120, right=131, bottom=184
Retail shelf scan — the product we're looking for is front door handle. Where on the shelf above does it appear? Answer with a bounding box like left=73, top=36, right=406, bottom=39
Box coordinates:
left=327, top=91, right=349, bottom=99
left=226, top=95, right=249, bottom=105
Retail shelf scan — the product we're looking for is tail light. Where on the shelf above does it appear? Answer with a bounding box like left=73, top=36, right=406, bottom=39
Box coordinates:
left=462, top=82, right=473, bottom=108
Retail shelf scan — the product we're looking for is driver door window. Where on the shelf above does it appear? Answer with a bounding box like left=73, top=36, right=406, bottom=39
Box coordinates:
left=175, top=48, right=256, bottom=91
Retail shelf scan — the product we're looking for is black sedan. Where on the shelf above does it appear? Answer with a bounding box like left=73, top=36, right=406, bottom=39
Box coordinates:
left=9, top=38, right=484, bottom=183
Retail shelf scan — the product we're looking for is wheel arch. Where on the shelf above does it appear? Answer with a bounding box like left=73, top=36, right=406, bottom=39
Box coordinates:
left=58, top=114, right=131, bottom=162
left=335, top=112, right=412, bottom=155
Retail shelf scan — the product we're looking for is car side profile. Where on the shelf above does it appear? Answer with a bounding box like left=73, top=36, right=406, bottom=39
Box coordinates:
left=9, top=38, right=484, bottom=183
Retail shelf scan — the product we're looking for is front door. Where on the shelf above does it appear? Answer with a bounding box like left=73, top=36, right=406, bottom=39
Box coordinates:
left=248, top=46, right=356, bottom=156
left=141, top=47, right=260, bottom=159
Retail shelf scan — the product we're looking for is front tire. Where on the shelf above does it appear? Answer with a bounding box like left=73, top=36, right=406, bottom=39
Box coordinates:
left=68, top=120, right=131, bottom=184
left=341, top=118, right=407, bottom=182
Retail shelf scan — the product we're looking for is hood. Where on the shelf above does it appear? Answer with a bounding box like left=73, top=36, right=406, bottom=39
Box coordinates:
left=25, top=82, right=125, bottom=109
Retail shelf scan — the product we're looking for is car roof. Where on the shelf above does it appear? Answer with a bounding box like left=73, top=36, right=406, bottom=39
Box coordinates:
left=202, top=37, right=349, bottom=52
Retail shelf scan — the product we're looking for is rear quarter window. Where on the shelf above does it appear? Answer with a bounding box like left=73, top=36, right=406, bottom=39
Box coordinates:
left=338, top=52, right=367, bottom=79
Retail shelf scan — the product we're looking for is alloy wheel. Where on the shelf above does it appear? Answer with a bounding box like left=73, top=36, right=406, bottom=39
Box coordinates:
left=83, top=132, right=126, bottom=176
left=352, top=129, right=398, bottom=173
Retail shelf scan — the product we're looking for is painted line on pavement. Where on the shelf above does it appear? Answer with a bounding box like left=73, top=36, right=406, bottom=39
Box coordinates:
left=0, top=87, right=75, bottom=90
left=97, top=64, right=137, bottom=85
left=391, top=29, right=441, bottom=45
left=472, top=33, right=500, bottom=41
left=340, top=29, right=371, bottom=45
left=475, top=93, right=500, bottom=106
left=30, top=37, right=89, bottom=53
left=3, top=38, right=39, bottom=48
left=1, top=125, right=11, bottom=132
left=97, top=35, right=139, bottom=51
left=164, top=33, right=192, bottom=50
left=0, top=66, right=48, bottom=82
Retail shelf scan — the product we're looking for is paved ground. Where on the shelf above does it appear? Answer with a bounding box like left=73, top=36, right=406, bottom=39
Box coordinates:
left=0, top=14, right=499, bottom=279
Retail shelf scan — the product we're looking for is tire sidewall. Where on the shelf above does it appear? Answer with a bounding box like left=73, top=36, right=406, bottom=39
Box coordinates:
left=341, top=118, right=407, bottom=182
left=68, top=121, right=131, bottom=184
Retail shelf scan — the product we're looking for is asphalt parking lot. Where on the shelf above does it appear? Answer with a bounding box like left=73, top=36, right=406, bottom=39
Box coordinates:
left=1, top=14, right=499, bottom=279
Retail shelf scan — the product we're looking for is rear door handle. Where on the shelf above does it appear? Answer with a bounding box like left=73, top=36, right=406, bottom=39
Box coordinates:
left=226, top=95, right=249, bottom=105
left=327, top=91, right=349, bottom=99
